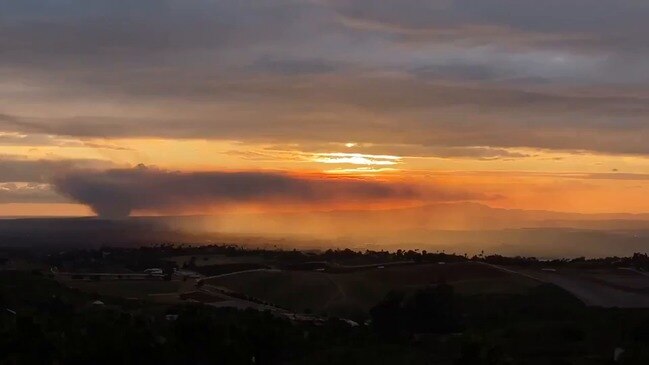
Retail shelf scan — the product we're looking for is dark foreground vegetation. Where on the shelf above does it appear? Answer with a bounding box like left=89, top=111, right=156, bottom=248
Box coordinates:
left=4, top=245, right=649, bottom=364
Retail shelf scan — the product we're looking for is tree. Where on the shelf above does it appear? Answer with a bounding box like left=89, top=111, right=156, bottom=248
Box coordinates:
left=370, top=284, right=463, bottom=341
left=404, top=284, right=462, bottom=334
left=369, top=290, right=405, bottom=340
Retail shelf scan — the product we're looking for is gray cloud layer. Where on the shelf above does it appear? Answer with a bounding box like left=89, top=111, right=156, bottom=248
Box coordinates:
left=52, top=165, right=483, bottom=218
left=3, top=76, right=648, bottom=154
left=327, top=0, right=649, bottom=48
left=1, top=0, right=649, bottom=155
left=0, top=156, right=117, bottom=205
left=0, top=183, right=65, bottom=204
left=0, top=156, right=116, bottom=183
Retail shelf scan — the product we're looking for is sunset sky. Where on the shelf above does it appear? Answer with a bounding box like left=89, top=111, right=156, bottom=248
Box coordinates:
left=1, top=0, right=649, bottom=217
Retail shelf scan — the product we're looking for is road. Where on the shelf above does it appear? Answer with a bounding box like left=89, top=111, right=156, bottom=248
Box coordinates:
left=200, top=268, right=281, bottom=281
left=200, top=284, right=287, bottom=312
left=483, top=263, right=649, bottom=308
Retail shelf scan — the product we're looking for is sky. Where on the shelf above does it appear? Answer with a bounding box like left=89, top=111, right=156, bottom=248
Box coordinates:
left=1, top=0, right=649, bottom=218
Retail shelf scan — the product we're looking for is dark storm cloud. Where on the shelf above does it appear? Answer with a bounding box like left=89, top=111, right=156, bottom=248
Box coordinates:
left=52, top=165, right=482, bottom=218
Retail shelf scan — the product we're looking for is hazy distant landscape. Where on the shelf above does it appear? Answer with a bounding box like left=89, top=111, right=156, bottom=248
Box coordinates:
left=3, top=202, right=649, bottom=258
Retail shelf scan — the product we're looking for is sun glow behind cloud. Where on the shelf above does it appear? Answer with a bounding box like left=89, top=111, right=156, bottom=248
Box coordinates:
left=322, top=167, right=399, bottom=175
left=311, top=152, right=401, bottom=166
left=309, top=152, right=402, bottom=174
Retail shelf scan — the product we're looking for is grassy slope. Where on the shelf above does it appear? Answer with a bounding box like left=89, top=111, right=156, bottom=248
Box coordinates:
left=62, top=280, right=182, bottom=299
left=207, top=263, right=539, bottom=316
left=167, top=254, right=268, bottom=267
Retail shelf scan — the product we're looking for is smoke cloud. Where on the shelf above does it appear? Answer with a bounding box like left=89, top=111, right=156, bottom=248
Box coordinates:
left=52, top=165, right=457, bottom=218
